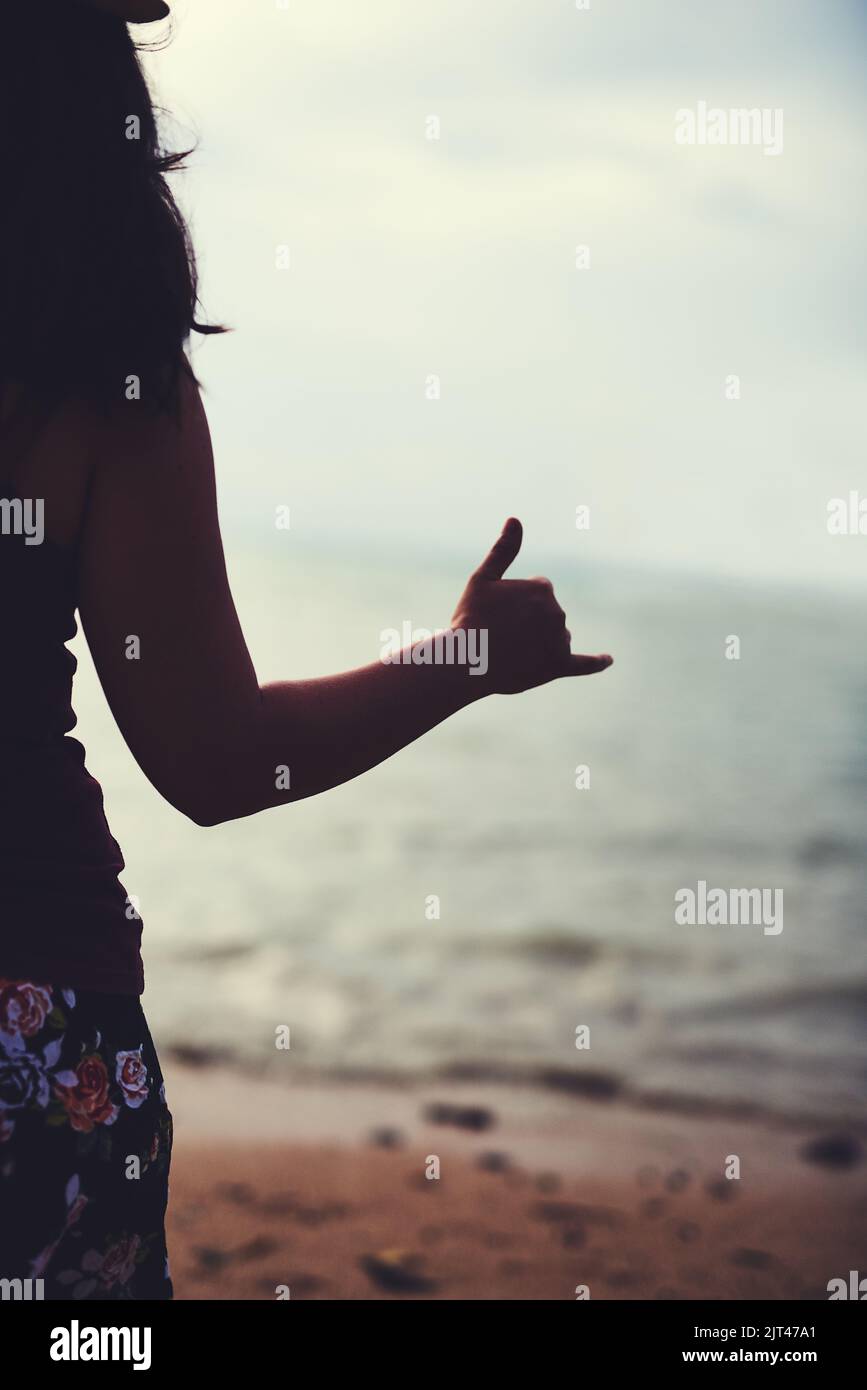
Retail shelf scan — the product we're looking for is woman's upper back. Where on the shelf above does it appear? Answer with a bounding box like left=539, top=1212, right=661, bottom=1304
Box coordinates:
left=0, top=385, right=146, bottom=993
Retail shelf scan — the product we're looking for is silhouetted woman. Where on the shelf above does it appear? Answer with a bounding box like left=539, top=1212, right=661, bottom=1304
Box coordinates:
left=0, top=0, right=611, bottom=1299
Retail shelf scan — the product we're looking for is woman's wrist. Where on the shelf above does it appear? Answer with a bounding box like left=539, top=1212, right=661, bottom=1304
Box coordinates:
left=391, top=629, right=491, bottom=709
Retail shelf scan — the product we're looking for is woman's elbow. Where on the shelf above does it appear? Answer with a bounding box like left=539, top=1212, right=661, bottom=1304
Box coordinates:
left=159, top=783, right=235, bottom=828
left=174, top=786, right=270, bottom=827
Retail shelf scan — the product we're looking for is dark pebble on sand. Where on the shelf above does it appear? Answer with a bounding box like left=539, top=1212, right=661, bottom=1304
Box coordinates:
left=800, top=1133, right=863, bottom=1170
left=539, top=1069, right=622, bottom=1101
left=675, top=1221, right=700, bottom=1244
left=535, top=1171, right=562, bottom=1193
left=193, top=1246, right=229, bottom=1271
left=478, top=1151, right=511, bottom=1173
left=453, top=1106, right=495, bottom=1132
left=423, top=1102, right=495, bottom=1131
left=359, top=1252, right=437, bottom=1294
left=369, top=1127, right=404, bottom=1149
left=168, top=1043, right=231, bottom=1069
left=705, top=1178, right=737, bottom=1203
left=562, top=1226, right=586, bottom=1249
left=731, top=1248, right=772, bottom=1270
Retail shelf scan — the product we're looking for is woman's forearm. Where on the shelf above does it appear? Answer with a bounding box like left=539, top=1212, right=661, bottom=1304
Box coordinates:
left=182, top=519, right=611, bottom=827
left=204, top=638, right=487, bottom=824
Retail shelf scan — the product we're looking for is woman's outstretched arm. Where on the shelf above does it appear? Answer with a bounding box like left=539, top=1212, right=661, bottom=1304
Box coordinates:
left=78, top=373, right=611, bottom=826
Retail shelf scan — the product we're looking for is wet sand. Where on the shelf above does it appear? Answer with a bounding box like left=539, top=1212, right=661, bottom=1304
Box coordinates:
left=163, top=1063, right=867, bottom=1300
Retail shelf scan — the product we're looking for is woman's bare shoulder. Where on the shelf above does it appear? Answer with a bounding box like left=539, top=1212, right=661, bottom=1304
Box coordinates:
left=0, top=385, right=95, bottom=547
left=2, top=368, right=213, bottom=547
left=87, top=367, right=213, bottom=469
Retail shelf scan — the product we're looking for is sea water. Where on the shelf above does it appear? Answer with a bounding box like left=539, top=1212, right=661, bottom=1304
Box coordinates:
left=70, top=536, right=867, bottom=1127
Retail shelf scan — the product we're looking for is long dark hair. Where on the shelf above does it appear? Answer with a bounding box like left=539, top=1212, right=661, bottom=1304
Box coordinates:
left=0, top=1, right=222, bottom=415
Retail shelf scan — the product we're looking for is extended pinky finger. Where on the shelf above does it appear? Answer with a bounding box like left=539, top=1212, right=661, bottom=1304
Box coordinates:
left=565, top=652, right=614, bottom=676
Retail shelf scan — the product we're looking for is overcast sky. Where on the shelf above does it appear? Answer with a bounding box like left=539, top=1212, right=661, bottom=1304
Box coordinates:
left=142, top=0, right=867, bottom=590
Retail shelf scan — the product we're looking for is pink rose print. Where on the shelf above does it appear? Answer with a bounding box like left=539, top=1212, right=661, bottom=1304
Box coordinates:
left=116, top=1047, right=149, bottom=1109
left=0, top=980, right=53, bottom=1038
left=54, top=1054, right=119, bottom=1133
left=84, top=1233, right=141, bottom=1290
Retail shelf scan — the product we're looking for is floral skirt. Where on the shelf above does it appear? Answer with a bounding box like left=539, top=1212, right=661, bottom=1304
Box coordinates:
left=0, top=979, right=172, bottom=1300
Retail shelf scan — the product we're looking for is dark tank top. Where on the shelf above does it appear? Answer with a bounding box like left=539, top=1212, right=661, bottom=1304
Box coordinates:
left=0, top=478, right=143, bottom=994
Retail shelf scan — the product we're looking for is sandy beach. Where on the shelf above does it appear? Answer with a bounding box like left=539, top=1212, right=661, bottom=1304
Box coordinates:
left=163, top=1061, right=867, bottom=1301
